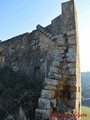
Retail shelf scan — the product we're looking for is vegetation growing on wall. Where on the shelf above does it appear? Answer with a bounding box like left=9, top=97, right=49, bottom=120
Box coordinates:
left=0, top=66, right=42, bottom=120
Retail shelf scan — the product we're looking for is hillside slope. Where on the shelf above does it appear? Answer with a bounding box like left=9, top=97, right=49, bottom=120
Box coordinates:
left=81, top=72, right=90, bottom=107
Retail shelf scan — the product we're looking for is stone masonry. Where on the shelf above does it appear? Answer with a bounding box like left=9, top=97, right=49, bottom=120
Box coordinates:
left=0, top=0, right=81, bottom=120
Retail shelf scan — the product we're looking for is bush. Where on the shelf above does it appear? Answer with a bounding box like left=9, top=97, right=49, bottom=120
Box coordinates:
left=0, top=66, right=42, bottom=120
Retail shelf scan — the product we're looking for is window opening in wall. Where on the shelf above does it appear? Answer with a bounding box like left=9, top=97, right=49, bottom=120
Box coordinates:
left=34, top=67, right=40, bottom=80
left=45, top=51, right=48, bottom=56
left=0, top=51, right=2, bottom=57
left=16, top=57, right=18, bottom=61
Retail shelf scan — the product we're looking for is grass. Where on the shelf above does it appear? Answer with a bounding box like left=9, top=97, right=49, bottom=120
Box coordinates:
left=81, top=106, right=90, bottom=120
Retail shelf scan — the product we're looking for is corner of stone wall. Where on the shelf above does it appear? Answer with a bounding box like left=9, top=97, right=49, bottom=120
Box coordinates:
left=35, top=0, right=81, bottom=119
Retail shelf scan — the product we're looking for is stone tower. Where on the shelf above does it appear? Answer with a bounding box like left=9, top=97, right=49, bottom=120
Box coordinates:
left=35, top=0, right=81, bottom=120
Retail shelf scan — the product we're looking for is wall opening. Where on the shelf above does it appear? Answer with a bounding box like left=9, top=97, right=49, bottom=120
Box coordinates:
left=34, top=67, right=40, bottom=80
left=16, top=57, right=18, bottom=61
left=0, top=51, right=2, bottom=56
left=45, top=51, right=48, bottom=56
left=0, top=51, right=2, bottom=62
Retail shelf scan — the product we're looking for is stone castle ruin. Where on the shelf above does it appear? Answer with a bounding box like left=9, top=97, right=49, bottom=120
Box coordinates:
left=0, top=0, right=81, bottom=120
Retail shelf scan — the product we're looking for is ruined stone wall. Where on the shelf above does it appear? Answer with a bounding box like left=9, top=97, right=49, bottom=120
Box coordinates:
left=35, top=0, right=81, bottom=120
left=0, top=29, right=55, bottom=82
left=0, top=0, right=81, bottom=119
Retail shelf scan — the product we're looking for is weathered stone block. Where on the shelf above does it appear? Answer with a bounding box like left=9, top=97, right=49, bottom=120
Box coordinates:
left=53, top=49, right=65, bottom=57
left=70, top=92, right=79, bottom=99
left=35, top=108, right=52, bottom=120
left=62, top=69, right=68, bottom=75
left=44, top=84, right=56, bottom=90
left=68, top=38, right=76, bottom=44
left=69, top=68, right=76, bottom=75
left=57, top=34, right=64, bottom=39
left=41, top=89, right=55, bottom=98
left=53, top=50, right=59, bottom=56
left=66, top=80, right=76, bottom=86
left=68, top=63, right=76, bottom=68
left=67, top=30, right=76, bottom=36
left=52, top=61, right=60, bottom=67
left=44, top=78, right=58, bottom=86
left=50, top=98, right=56, bottom=108
left=69, top=86, right=78, bottom=92
left=56, top=39, right=65, bottom=46
left=58, top=46, right=66, bottom=50
left=67, top=99, right=76, bottom=108
left=38, top=98, right=51, bottom=109
left=49, top=117, right=58, bottom=120
left=50, top=66, right=59, bottom=73
left=54, top=56, right=63, bottom=62
left=66, top=48, right=76, bottom=62
left=69, top=75, right=76, bottom=81
left=59, top=80, right=66, bottom=85
left=48, top=72, right=61, bottom=79
left=62, top=64, right=68, bottom=70
left=58, top=85, right=64, bottom=90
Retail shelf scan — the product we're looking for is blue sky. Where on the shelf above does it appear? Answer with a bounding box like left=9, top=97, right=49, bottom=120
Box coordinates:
left=0, top=0, right=90, bottom=72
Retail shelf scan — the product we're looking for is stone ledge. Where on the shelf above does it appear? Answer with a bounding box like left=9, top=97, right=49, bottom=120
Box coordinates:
left=36, top=24, right=54, bottom=40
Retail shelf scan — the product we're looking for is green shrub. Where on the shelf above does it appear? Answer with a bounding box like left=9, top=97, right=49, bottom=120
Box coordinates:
left=0, top=66, right=42, bottom=120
